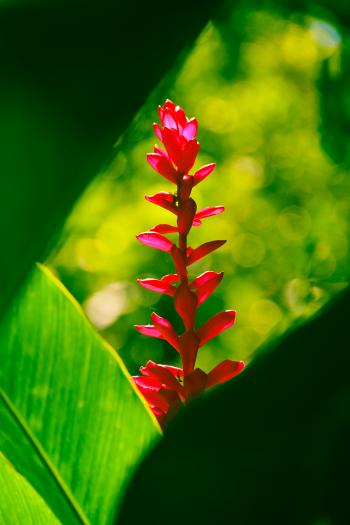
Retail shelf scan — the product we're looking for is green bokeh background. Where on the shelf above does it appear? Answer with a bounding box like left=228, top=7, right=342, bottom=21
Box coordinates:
left=48, top=5, right=350, bottom=375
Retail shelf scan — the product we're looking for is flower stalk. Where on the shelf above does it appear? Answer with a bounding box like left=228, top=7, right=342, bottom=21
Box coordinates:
left=134, top=100, right=244, bottom=427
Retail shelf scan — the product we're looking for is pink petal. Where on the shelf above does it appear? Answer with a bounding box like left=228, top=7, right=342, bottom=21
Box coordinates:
left=134, top=324, right=163, bottom=338
left=158, top=105, right=165, bottom=122
left=195, top=206, right=224, bottom=220
left=153, top=123, right=163, bottom=142
left=162, top=127, right=182, bottom=166
left=145, top=192, right=177, bottom=214
left=190, top=271, right=222, bottom=289
left=151, top=312, right=180, bottom=351
left=137, top=278, right=175, bottom=296
left=142, top=360, right=184, bottom=378
left=195, top=272, right=224, bottom=306
left=182, top=118, right=198, bottom=141
left=136, top=232, right=174, bottom=252
left=153, top=145, right=170, bottom=160
left=160, top=273, right=179, bottom=285
left=178, top=139, right=200, bottom=173
left=133, top=376, right=161, bottom=389
left=141, top=361, right=184, bottom=398
left=187, top=240, right=226, bottom=265
left=163, top=111, right=178, bottom=130
left=206, top=360, right=245, bottom=389
left=146, top=153, right=178, bottom=184
left=150, top=224, right=178, bottom=234
left=197, top=310, right=236, bottom=347
left=193, top=163, right=216, bottom=186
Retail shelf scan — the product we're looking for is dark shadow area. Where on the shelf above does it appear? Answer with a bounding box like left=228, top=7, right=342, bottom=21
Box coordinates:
left=118, top=285, right=350, bottom=525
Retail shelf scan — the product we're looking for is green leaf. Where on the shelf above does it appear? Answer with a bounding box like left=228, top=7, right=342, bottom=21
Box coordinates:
left=118, top=288, right=350, bottom=525
left=0, top=265, right=160, bottom=525
left=0, top=453, right=61, bottom=525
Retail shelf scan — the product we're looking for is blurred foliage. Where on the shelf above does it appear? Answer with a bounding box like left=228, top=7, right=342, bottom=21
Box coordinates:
left=48, top=3, right=349, bottom=375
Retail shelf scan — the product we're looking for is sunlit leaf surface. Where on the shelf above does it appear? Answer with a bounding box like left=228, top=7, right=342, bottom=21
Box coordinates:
left=0, top=454, right=61, bottom=525
left=0, top=266, right=159, bottom=525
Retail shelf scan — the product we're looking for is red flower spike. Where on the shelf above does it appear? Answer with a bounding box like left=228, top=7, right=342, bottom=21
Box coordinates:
left=174, top=105, right=187, bottom=127
left=146, top=153, right=178, bottom=184
left=145, top=192, right=178, bottom=214
left=182, top=118, right=198, bottom=141
left=151, top=312, right=180, bottom=351
left=197, top=310, right=236, bottom=347
left=174, top=282, right=198, bottom=330
left=136, top=232, right=174, bottom=253
left=139, top=388, right=171, bottom=413
left=177, top=198, right=197, bottom=236
left=134, top=324, right=163, bottom=339
left=141, top=360, right=184, bottom=378
left=187, top=240, right=226, bottom=265
left=193, top=163, right=216, bottom=185
left=177, top=139, right=200, bottom=173
left=171, top=245, right=187, bottom=278
left=162, top=127, right=182, bottom=166
left=153, top=145, right=170, bottom=160
left=178, top=330, right=200, bottom=376
left=163, top=99, right=176, bottom=112
left=190, top=270, right=223, bottom=289
left=133, top=375, right=162, bottom=389
left=178, top=174, right=194, bottom=200
left=195, top=271, right=224, bottom=306
left=149, top=224, right=178, bottom=234
left=194, top=206, right=225, bottom=220
left=184, top=368, right=207, bottom=401
left=153, top=123, right=163, bottom=141
left=159, top=273, right=180, bottom=285
left=163, top=111, right=178, bottom=130
left=206, top=360, right=245, bottom=389
left=140, top=361, right=185, bottom=399
left=137, top=277, right=176, bottom=296
left=134, top=100, right=244, bottom=427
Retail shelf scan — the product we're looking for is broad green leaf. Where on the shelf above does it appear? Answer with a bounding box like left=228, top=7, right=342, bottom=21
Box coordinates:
left=0, top=453, right=61, bottom=525
left=0, top=265, right=160, bottom=525
left=118, top=288, right=350, bottom=525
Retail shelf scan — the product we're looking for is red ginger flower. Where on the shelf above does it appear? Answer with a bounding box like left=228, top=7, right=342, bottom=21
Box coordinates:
left=134, top=99, right=244, bottom=427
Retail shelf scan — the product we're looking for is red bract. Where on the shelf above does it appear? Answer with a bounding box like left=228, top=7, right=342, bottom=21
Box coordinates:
left=134, top=100, right=245, bottom=427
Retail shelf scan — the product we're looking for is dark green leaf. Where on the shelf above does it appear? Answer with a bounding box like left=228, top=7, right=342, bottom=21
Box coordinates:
left=118, top=288, right=350, bottom=525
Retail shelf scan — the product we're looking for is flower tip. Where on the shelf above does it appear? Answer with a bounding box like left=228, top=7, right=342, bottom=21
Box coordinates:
left=226, top=309, right=237, bottom=321
left=151, top=312, right=166, bottom=325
